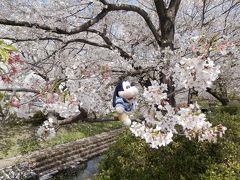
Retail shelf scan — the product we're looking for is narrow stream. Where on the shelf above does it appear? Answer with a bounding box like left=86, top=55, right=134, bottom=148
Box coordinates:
left=50, top=155, right=104, bottom=180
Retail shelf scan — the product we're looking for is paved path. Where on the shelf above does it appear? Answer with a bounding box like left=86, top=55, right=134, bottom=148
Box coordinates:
left=0, top=155, right=24, bottom=169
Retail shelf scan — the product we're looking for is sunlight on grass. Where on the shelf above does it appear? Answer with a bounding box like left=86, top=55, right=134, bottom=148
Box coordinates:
left=46, top=131, right=86, bottom=146
left=0, top=121, right=123, bottom=159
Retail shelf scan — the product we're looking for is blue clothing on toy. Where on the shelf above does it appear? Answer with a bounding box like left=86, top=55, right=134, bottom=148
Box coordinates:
left=115, top=96, right=135, bottom=112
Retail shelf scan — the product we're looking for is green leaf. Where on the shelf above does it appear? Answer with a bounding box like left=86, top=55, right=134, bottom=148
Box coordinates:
left=3, top=44, right=17, bottom=52
left=53, top=79, right=63, bottom=92
left=0, top=39, right=4, bottom=45
left=0, top=93, right=4, bottom=101
left=0, top=49, right=10, bottom=62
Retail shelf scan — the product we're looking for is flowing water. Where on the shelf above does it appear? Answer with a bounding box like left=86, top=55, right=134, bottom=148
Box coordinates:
left=50, top=155, right=104, bottom=180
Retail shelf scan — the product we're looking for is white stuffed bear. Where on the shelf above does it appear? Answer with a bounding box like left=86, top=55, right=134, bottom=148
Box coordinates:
left=112, top=80, right=138, bottom=126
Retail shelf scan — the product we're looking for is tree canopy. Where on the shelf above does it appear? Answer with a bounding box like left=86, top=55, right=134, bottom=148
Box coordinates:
left=0, top=0, right=239, bottom=146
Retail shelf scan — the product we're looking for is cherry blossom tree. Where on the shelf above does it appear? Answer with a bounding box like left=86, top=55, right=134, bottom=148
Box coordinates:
left=0, top=0, right=239, bottom=144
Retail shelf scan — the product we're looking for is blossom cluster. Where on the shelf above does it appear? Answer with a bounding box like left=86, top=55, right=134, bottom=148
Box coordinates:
left=0, top=54, right=25, bottom=83
left=36, top=117, right=56, bottom=140
left=173, top=57, right=220, bottom=91
left=130, top=81, right=227, bottom=149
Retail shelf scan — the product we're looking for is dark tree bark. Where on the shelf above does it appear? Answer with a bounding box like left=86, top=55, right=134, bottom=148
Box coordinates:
left=187, top=88, right=198, bottom=105
left=154, top=0, right=181, bottom=48
left=154, top=0, right=182, bottom=106
left=206, top=87, right=229, bottom=106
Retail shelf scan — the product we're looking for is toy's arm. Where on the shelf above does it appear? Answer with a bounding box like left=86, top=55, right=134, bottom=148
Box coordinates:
left=115, top=104, right=125, bottom=113
left=132, top=102, right=136, bottom=111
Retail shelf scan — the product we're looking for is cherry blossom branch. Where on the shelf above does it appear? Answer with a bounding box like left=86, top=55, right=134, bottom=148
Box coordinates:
left=0, top=36, right=109, bottom=49
left=0, top=36, right=64, bottom=43
left=62, top=2, right=94, bottom=20
left=0, top=2, right=162, bottom=46
left=167, top=87, right=186, bottom=97
left=0, top=18, right=68, bottom=34
left=86, top=29, right=132, bottom=59
left=1, top=36, right=110, bottom=69
left=0, top=6, right=109, bottom=35
left=221, top=1, right=240, bottom=15
left=0, top=88, right=40, bottom=94
left=65, top=38, right=109, bottom=49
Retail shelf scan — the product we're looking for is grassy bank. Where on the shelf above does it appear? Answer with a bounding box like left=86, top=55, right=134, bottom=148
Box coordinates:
left=0, top=120, right=123, bottom=159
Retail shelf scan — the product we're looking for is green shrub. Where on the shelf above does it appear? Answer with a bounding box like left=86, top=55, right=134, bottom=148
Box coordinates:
left=216, top=102, right=240, bottom=115
left=98, top=113, right=240, bottom=180
left=200, top=161, right=240, bottom=180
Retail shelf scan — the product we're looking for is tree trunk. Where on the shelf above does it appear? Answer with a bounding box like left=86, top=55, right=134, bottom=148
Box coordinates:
left=160, top=17, right=175, bottom=49
left=160, top=73, right=176, bottom=106
left=206, top=88, right=229, bottom=106
left=153, top=0, right=181, bottom=107
left=160, top=18, right=176, bottom=106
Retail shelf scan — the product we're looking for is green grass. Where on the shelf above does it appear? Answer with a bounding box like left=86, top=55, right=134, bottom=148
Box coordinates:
left=0, top=121, right=123, bottom=159
left=197, top=99, right=210, bottom=109
left=45, top=122, right=123, bottom=147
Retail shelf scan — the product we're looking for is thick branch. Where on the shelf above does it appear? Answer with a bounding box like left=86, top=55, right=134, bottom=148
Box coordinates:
left=0, top=2, right=161, bottom=47
left=0, top=18, right=68, bottom=34
left=167, top=87, right=186, bottom=98
left=168, top=0, right=181, bottom=17
left=201, top=0, right=206, bottom=27
left=87, top=29, right=132, bottom=59
left=0, top=7, right=109, bottom=35
left=65, top=38, right=110, bottom=49
left=1, top=36, right=110, bottom=49
left=0, top=88, right=40, bottom=94
left=154, top=0, right=181, bottom=23
left=0, top=36, right=64, bottom=42
left=206, top=87, right=229, bottom=106
left=154, top=0, right=166, bottom=26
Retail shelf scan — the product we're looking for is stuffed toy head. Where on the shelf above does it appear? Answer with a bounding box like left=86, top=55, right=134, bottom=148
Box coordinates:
left=112, top=80, right=138, bottom=126
left=113, top=81, right=138, bottom=106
